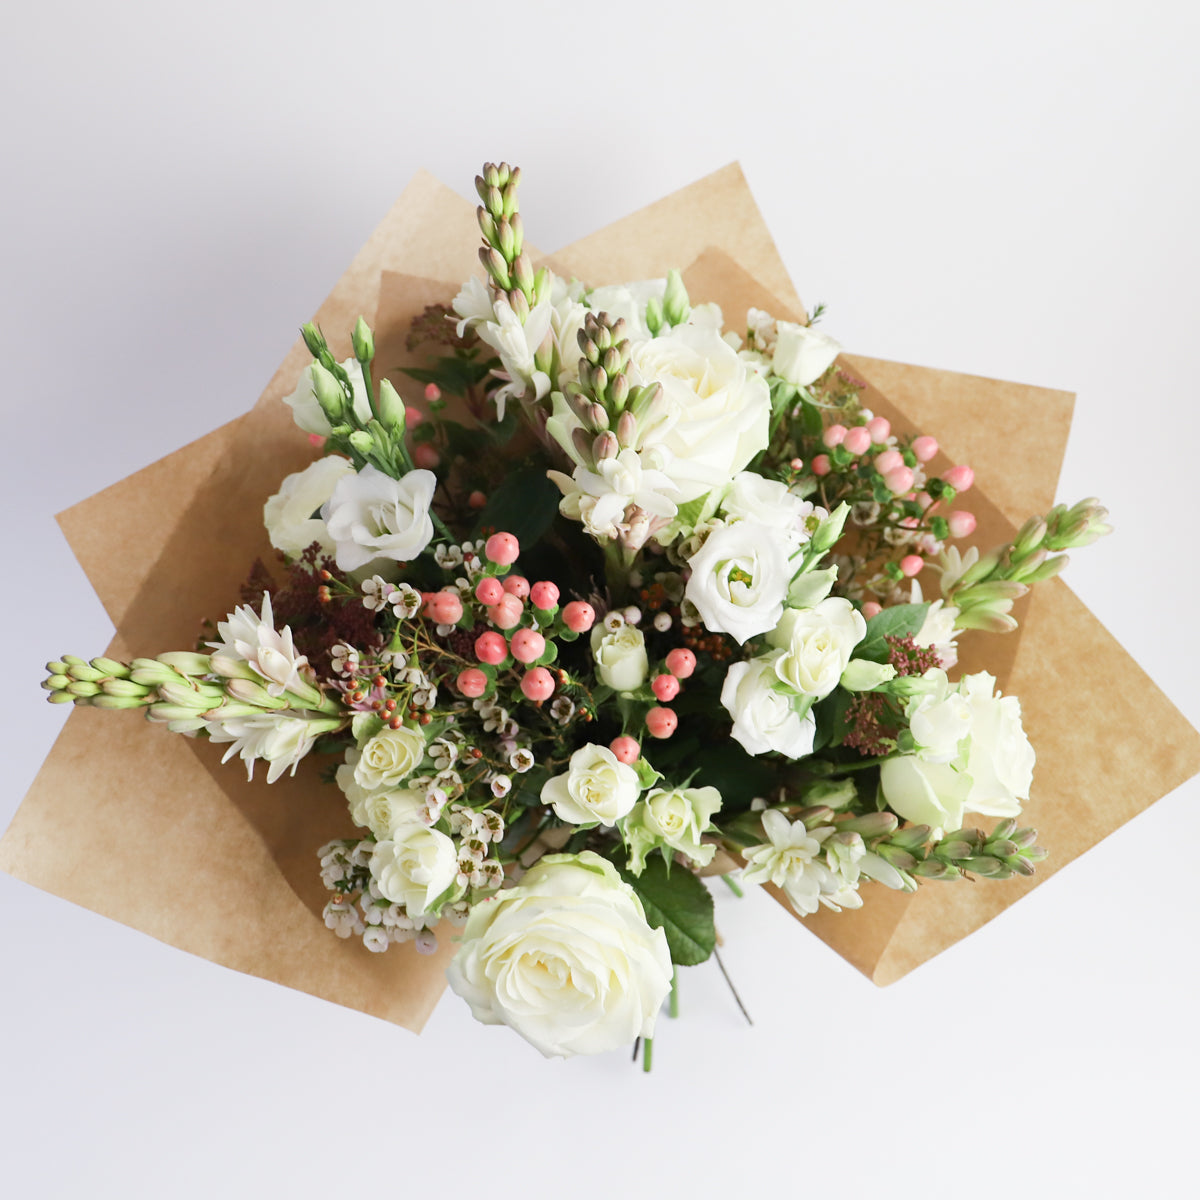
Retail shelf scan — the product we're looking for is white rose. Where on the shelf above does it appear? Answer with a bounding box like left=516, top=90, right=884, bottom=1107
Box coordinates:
left=629, top=324, right=771, bottom=503
left=957, top=672, right=1035, bottom=817
left=721, top=659, right=816, bottom=759
left=445, top=851, right=673, bottom=1058
left=590, top=623, right=649, bottom=692
left=282, top=358, right=373, bottom=436
left=541, top=743, right=641, bottom=826
left=879, top=756, right=971, bottom=835
left=321, top=465, right=437, bottom=573
left=906, top=670, right=972, bottom=763
left=766, top=598, right=867, bottom=699
left=720, top=472, right=813, bottom=543
left=625, top=785, right=722, bottom=873
left=685, top=521, right=791, bottom=644
left=263, top=456, right=355, bottom=560
left=771, top=321, right=841, bottom=387
left=354, top=725, right=427, bottom=791
left=337, top=755, right=425, bottom=838
left=370, top=823, right=458, bottom=917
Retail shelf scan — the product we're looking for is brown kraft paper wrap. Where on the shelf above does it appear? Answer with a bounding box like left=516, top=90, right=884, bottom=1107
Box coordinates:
left=3, top=166, right=1197, bottom=1028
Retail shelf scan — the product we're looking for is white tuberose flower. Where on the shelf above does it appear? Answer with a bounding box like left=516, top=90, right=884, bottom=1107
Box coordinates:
left=263, top=456, right=354, bottom=560
left=206, top=713, right=322, bottom=783
left=208, top=593, right=309, bottom=699
left=685, top=521, right=791, bottom=644
left=548, top=448, right=678, bottom=547
left=445, top=851, right=672, bottom=1058
left=321, top=465, right=438, bottom=573
left=741, top=809, right=837, bottom=916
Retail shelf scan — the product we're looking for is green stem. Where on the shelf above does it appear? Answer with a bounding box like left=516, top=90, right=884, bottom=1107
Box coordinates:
left=642, top=1036, right=653, bottom=1073
left=720, top=873, right=744, bottom=898
left=668, top=971, right=679, bottom=1019
left=360, top=359, right=379, bottom=423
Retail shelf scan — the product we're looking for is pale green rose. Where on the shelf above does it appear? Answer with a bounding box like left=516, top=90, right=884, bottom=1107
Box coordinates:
left=354, top=725, right=427, bottom=791
left=369, top=823, right=458, bottom=917
left=590, top=623, right=649, bottom=693
left=624, top=784, right=722, bottom=874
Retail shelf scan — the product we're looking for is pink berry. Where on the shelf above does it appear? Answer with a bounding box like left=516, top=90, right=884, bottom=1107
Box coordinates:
left=812, top=454, right=831, bottom=477
left=645, top=706, right=678, bottom=739
left=884, top=466, right=915, bottom=495
left=456, top=668, right=488, bottom=698
left=562, top=601, right=596, bottom=633
left=665, top=648, right=696, bottom=679
left=503, top=575, right=530, bottom=599
left=875, top=448, right=903, bottom=475
left=900, top=554, right=924, bottom=578
left=488, top=594, right=524, bottom=630
left=307, top=433, right=325, bottom=449
left=423, top=383, right=440, bottom=403
left=475, top=577, right=504, bottom=606
left=485, top=532, right=520, bottom=565
left=843, top=426, right=872, bottom=455
left=520, top=667, right=555, bottom=702
left=510, top=628, right=546, bottom=664
left=652, top=674, right=680, bottom=702
left=468, top=490, right=487, bottom=509
left=406, top=405, right=425, bottom=427
left=430, top=591, right=463, bottom=625
left=475, top=631, right=508, bottom=665
left=948, top=510, right=977, bottom=538
left=912, top=435, right=939, bottom=462
left=867, top=416, right=891, bottom=443
left=862, top=601, right=882, bottom=619
left=530, top=581, right=560, bottom=610
left=943, top=465, right=974, bottom=493
left=413, top=444, right=440, bottom=470
left=610, top=736, right=641, bottom=765
left=822, top=424, right=847, bottom=448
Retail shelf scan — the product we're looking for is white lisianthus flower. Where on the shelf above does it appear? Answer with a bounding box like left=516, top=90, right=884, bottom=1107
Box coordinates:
left=741, top=809, right=837, bottom=916
left=263, top=456, right=355, bottom=561
left=321, top=465, right=437, bottom=573
left=719, top=472, right=814, bottom=543
left=880, top=671, right=1035, bottom=833
left=445, top=851, right=673, bottom=1058
left=685, top=521, right=791, bottom=643
left=548, top=448, right=679, bottom=548
left=282, top=358, right=373, bottom=437
left=208, top=594, right=310, bottom=699
left=206, top=713, right=325, bottom=783
left=590, top=623, right=649, bottom=693
left=766, top=598, right=867, bottom=700
left=624, top=785, right=722, bottom=874
left=721, top=659, right=816, bottom=759
left=771, top=320, right=841, bottom=387
left=540, top=743, right=641, bottom=826
left=370, top=823, right=459, bottom=917
left=629, top=324, right=771, bottom=503
left=354, top=725, right=427, bottom=791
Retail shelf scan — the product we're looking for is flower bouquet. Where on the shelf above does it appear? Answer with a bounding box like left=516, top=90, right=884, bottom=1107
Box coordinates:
left=8, top=163, right=1199, bottom=1061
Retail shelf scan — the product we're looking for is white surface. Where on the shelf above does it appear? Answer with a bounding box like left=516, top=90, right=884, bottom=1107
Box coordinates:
left=2, top=2, right=1197, bottom=1195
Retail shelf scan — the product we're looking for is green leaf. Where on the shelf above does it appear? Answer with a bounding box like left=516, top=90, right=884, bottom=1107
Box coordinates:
left=854, top=603, right=929, bottom=663
left=687, top=742, right=778, bottom=815
left=470, top=466, right=562, bottom=550
left=404, top=353, right=495, bottom=396
left=673, top=490, right=713, bottom=532
left=610, top=853, right=715, bottom=966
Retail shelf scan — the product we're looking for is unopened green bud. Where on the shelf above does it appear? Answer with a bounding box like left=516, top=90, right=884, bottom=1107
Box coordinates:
left=377, top=378, right=407, bottom=436
left=46, top=660, right=69, bottom=675
left=953, top=607, right=1019, bottom=634
left=90, top=657, right=131, bottom=678
left=66, top=662, right=106, bottom=683
left=579, top=333, right=600, bottom=364
left=148, top=702, right=210, bottom=723
left=348, top=430, right=374, bottom=457
left=42, top=674, right=70, bottom=691
left=224, top=678, right=288, bottom=708
left=62, top=655, right=88, bottom=668
left=532, top=266, right=552, bottom=307
left=839, top=811, right=900, bottom=838
left=101, top=678, right=152, bottom=698
left=593, top=432, right=618, bottom=461
left=962, top=856, right=1006, bottom=878
left=1013, top=517, right=1047, bottom=557
left=1010, top=826, right=1039, bottom=849
left=609, top=373, right=630, bottom=413
left=310, top=363, right=345, bottom=425
left=662, top=269, right=690, bottom=326
left=956, top=580, right=1028, bottom=609
left=480, top=245, right=510, bottom=289
left=352, top=316, right=374, bottom=364
left=990, top=818, right=1018, bottom=841
left=511, top=252, right=534, bottom=295
left=46, top=690, right=76, bottom=705
left=810, top=502, right=850, bottom=554
left=616, top=410, right=638, bottom=449
left=887, top=823, right=933, bottom=851
left=90, top=693, right=151, bottom=710
left=913, top=859, right=955, bottom=880
left=158, top=680, right=224, bottom=709
left=158, top=651, right=212, bottom=677
left=1021, top=554, right=1070, bottom=583
left=938, top=840, right=974, bottom=860
left=300, top=322, right=329, bottom=359
left=476, top=206, right=496, bottom=244
left=801, top=778, right=859, bottom=810
left=1008, top=856, right=1037, bottom=877
left=66, top=680, right=101, bottom=697
left=496, top=218, right=516, bottom=260
left=571, top=427, right=593, bottom=464
left=1009, top=549, right=1050, bottom=583
left=590, top=365, right=608, bottom=396
left=840, top=659, right=897, bottom=692
left=954, top=550, right=1001, bottom=591
left=509, top=212, right=525, bottom=257
left=876, top=844, right=918, bottom=871
left=587, top=403, right=609, bottom=432
left=507, top=288, right=530, bottom=322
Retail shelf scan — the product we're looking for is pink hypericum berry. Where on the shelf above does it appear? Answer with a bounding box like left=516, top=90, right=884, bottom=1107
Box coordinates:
left=456, top=668, right=488, bottom=698
left=423, top=383, right=441, bottom=403
left=900, top=555, right=924, bottom=578
left=875, top=448, right=903, bottom=475
left=812, top=454, right=832, bottom=477
left=307, top=433, right=325, bottom=448
left=510, top=628, right=546, bottom=664
left=562, top=601, right=596, bottom=633
left=488, top=594, right=524, bottom=630
left=862, top=601, right=882, bottom=619
left=912, top=435, right=939, bottom=462
left=503, top=575, right=530, bottom=599
left=413, top=444, right=440, bottom=470
left=884, top=466, right=915, bottom=495
left=843, top=426, right=872, bottom=455
left=943, top=465, right=975, bottom=493
left=474, top=631, right=508, bottom=665
left=948, top=510, right=977, bottom=538
left=652, top=674, right=680, bottom=702
left=468, top=490, right=487, bottom=509
left=426, top=591, right=463, bottom=625
left=475, top=577, right=504, bottom=606
left=521, top=667, right=555, bottom=702
left=867, top=416, right=891, bottom=443
left=610, top=736, right=641, bottom=765
left=645, top=706, right=678, bottom=739
left=530, top=581, right=560, bottom=610
left=665, top=648, right=696, bottom=679
left=822, top=424, right=848, bottom=448
left=485, top=531, right=520, bottom=565
left=406, top=405, right=425, bottom=427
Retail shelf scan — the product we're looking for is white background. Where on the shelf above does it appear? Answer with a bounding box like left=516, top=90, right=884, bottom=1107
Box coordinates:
left=2, top=2, right=1197, bottom=1196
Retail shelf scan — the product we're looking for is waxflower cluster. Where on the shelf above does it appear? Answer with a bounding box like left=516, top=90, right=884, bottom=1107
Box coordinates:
left=43, top=161, right=1110, bottom=1064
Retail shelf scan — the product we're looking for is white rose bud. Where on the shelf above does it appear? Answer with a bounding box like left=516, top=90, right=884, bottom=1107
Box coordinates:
left=446, top=851, right=673, bottom=1058
left=354, top=725, right=427, bottom=791
left=766, top=598, right=867, bottom=699
left=625, top=785, right=722, bottom=874
left=370, top=823, right=459, bottom=917
left=541, top=743, right=641, bottom=826
left=590, top=623, right=650, bottom=692
left=771, top=321, right=841, bottom=387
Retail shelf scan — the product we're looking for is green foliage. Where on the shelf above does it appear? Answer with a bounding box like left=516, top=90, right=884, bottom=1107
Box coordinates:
left=470, top=466, right=562, bottom=549
left=610, top=852, right=715, bottom=966
left=854, top=603, right=929, bottom=663
left=404, top=353, right=495, bottom=397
